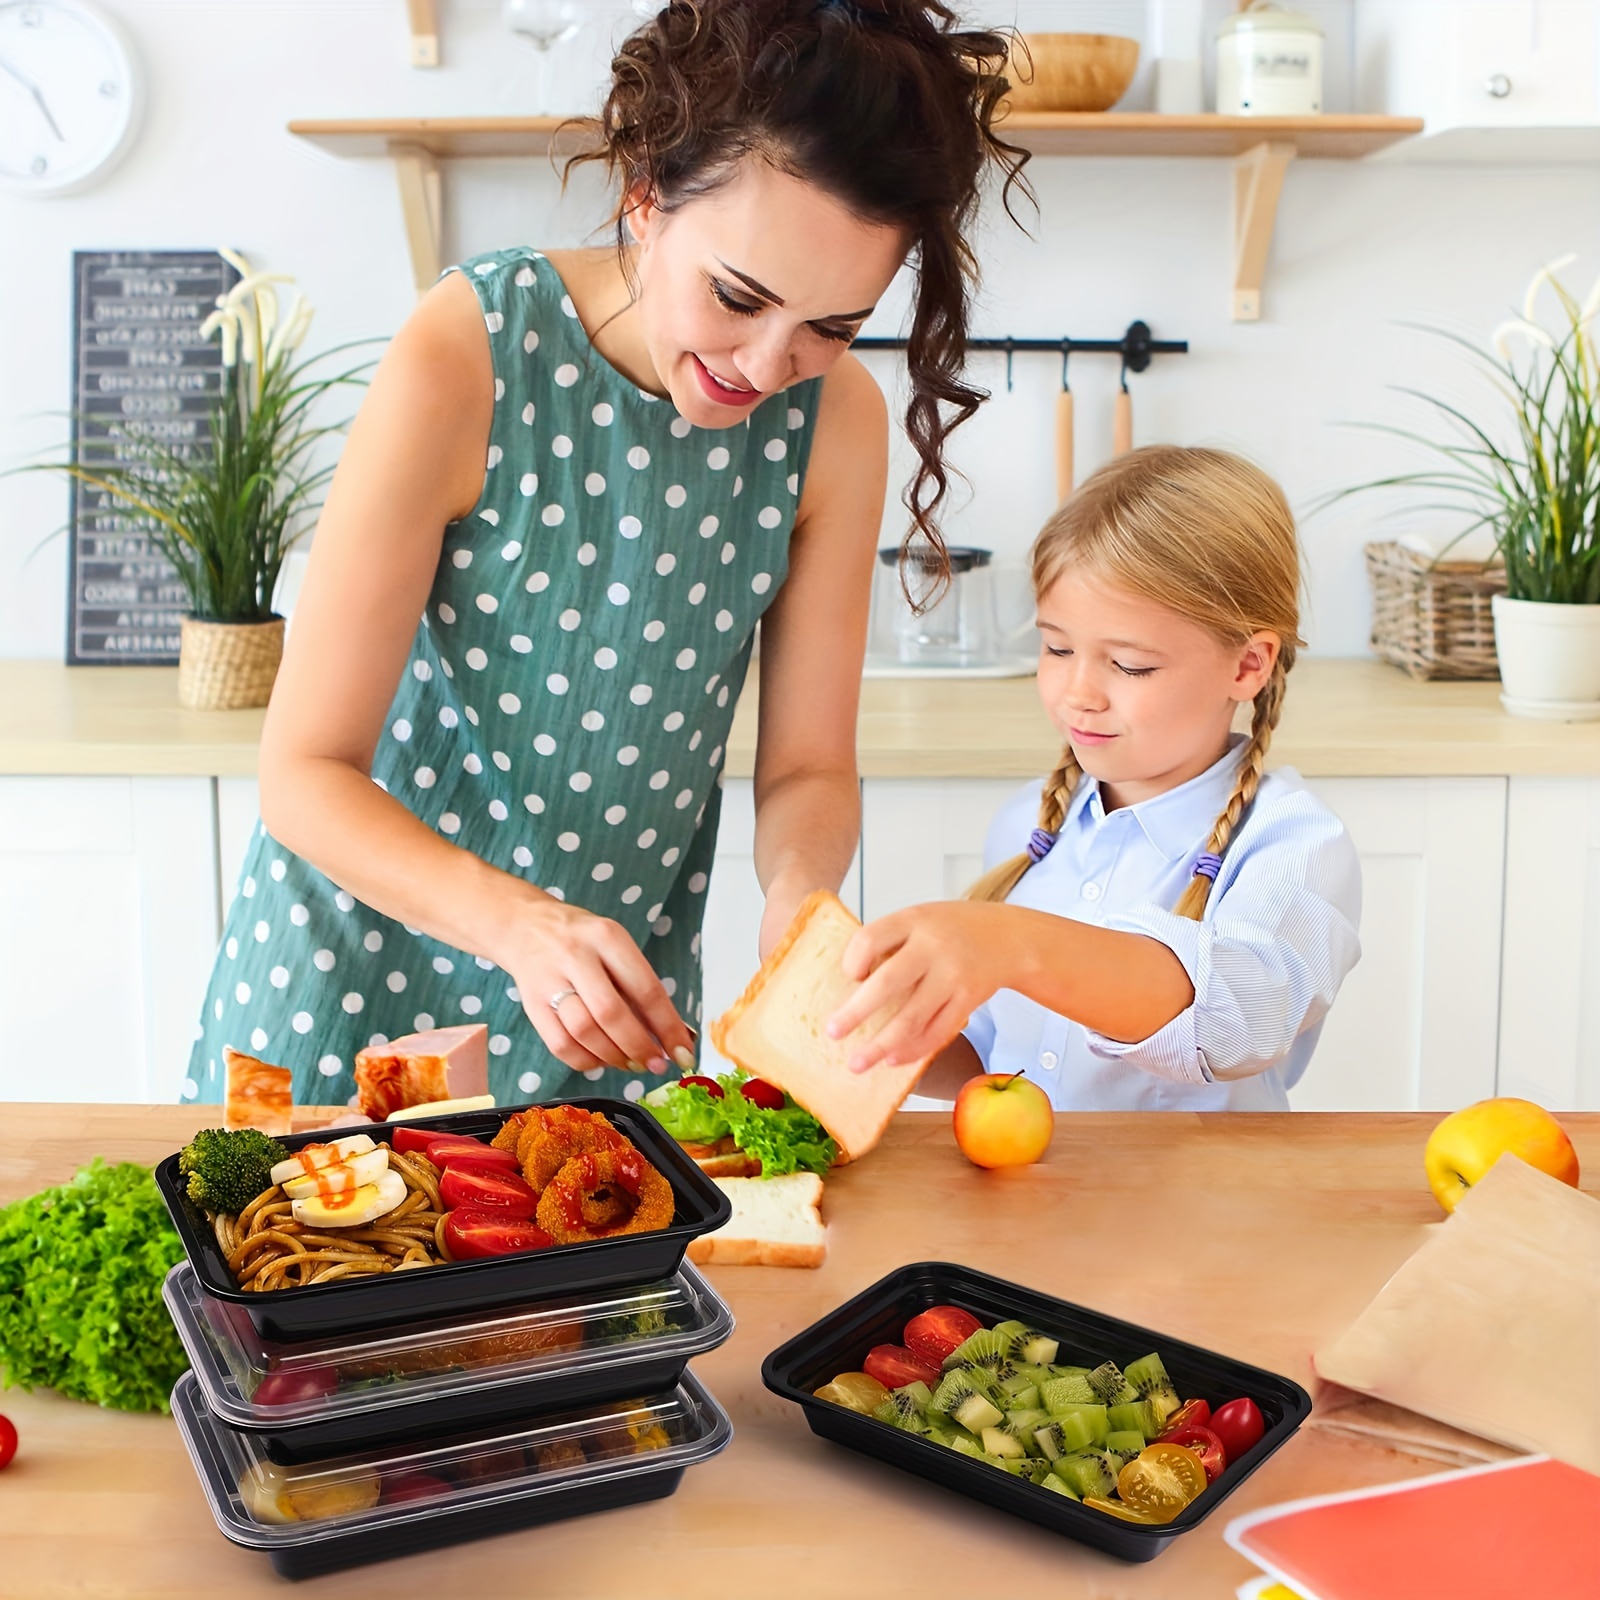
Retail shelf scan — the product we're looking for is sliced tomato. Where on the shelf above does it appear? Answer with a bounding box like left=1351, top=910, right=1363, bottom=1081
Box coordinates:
left=1156, top=1397, right=1211, bottom=1436
left=1115, top=1443, right=1208, bottom=1519
left=0, top=1415, right=16, bottom=1472
left=677, top=1075, right=724, bottom=1099
left=439, top=1166, right=538, bottom=1215
left=1209, top=1397, right=1265, bottom=1461
left=1083, top=1495, right=1170, bottom=1525
left=1158, top=1423, right=1227, bottom=1481
left=861, top=1343, right=941, bottom=1391
left=443, top=1207, right=554, bottom=1259
left=739, top=1078, right=786, bottom=1111
left=382, top=1471, right=453, bottom=1505
left=903, top=1305, right=984, bottom=1366
left=251, top=1366, right=339, bottom=1408
left=428, top=1144, right=520, bottom=1174
left=390, top=1125, right=443, bottom=1154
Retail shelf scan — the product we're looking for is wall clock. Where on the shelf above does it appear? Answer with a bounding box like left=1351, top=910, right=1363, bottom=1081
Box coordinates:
left=0, top=0, right=141, bottom=195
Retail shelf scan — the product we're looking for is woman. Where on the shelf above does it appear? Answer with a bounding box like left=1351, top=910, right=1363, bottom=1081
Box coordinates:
left=185, top=0, right=1025, bottom=1108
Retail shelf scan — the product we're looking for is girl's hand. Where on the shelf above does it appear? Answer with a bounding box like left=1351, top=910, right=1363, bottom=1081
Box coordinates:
left=826, top=903, right=1018, bottom=1073
left=502, top=896, right=695, bottom=1076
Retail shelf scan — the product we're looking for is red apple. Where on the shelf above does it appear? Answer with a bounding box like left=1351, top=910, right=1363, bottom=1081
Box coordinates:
left=1423, top=1096, right=1580, bottom=1214
left=953, top=1072, right=1054, bottom=1169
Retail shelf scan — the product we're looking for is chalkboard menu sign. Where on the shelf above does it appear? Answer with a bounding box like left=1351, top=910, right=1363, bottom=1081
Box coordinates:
left=67, top=250, right=239, bottom=664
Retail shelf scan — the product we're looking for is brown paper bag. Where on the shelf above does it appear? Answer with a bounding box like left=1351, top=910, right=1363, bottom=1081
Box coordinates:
left=1314, top=1155, right=1600, bottom=1474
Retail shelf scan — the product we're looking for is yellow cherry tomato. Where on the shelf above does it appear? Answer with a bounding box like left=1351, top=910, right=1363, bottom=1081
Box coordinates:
left=813, top=1372, right=891, bottom=1414
left=1115, top=1442, right=1208, bottom=1519
left=1083, top=1494, right=1172, bottom=1525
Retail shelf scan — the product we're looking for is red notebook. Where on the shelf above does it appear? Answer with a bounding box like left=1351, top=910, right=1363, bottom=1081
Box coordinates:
left=1225, top=1456, right=1600, bottom=1600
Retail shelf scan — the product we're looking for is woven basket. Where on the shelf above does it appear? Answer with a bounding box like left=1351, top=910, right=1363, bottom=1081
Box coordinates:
left=178, top=615, right=285, bottom=710
left=1365, top=541, right=1506, bottom=681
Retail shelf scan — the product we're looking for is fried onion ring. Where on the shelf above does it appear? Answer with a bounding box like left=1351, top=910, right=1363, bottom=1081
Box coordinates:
left=534, top=1147, right=675, bottom=1243
left=518, top=1106, right=629, bottom=1192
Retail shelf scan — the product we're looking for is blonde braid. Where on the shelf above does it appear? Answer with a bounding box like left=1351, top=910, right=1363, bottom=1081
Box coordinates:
left=1172, top=656, right=1289, bottom=921
left=966, top=744, right=1083, bottom=903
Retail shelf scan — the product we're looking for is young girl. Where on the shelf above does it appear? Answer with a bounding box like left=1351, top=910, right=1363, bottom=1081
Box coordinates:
left=829, top=446, right=1362, bottom=1110
left=184, top=0, right=1025, bottom=1108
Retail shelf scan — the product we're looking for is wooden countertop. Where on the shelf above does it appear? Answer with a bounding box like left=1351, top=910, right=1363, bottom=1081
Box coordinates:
left=4, top=657, right=1600, bottom=780
left=3, top=1104, right=1596, bottom=1598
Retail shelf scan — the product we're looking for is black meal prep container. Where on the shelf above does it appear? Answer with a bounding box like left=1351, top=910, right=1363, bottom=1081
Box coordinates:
left=164, top=1258, right=736, bottom=1464
left=173, top=1367, right=733, bottom=1579
left=761, top=1261, right=1313, bottom=1564
left=155, top=1097, right=731, bottom=1340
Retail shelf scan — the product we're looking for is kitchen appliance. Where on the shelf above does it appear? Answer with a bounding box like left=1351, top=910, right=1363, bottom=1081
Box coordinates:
left=867, top=547, right=1035, bottom=677
left=1215, top=1, right=1323, bottom=117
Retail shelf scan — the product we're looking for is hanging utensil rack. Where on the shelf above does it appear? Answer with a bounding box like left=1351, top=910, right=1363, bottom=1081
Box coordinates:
left=852, top=321, right=1188, bottom=391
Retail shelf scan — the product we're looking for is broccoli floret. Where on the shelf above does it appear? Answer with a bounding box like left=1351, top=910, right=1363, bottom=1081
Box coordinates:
left=177, top=1127, right=288, bottom=1215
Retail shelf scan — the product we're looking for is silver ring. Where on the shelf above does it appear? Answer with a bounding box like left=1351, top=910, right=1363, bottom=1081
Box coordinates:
left=548, top=987, right=579, bottom=1014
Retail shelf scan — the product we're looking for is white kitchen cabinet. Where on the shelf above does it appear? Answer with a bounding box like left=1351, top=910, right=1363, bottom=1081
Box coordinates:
left=0, top=776, right=218, bottom=1104
left=1497, top=776, right=1600, bottom=1111
left=861, top=778, right=1023, bottom=917
left=217, top=775, right=263, bottom=916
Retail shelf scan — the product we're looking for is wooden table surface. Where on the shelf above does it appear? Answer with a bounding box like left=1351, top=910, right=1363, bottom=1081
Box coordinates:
left=4, top=1105, right=1597, bottom=1598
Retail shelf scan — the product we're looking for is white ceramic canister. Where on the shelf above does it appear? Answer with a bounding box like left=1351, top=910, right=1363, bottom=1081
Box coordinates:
left=1215, top=0, right=1323, bottom=116
left=1491, top=595, right=1600, bottom=721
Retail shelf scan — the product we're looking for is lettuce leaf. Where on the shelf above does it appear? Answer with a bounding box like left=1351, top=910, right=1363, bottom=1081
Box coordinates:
left=641, top=1079, right=730, bottom=1146
left=644, top=1071, right=836, bottom=1178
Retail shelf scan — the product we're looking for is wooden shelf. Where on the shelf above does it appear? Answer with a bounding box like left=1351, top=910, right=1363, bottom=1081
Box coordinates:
left=286, top=112, right=1424, bottom=319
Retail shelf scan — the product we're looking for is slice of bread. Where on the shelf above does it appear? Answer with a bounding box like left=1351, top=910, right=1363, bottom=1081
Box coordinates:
left=686, top=1173, right=826, bottom=1269
left=710, top=890, right=928, bottom=1162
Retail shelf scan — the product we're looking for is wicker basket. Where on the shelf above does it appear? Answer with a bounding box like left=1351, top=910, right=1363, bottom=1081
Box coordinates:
left=177, top=615, right=285, bottom=710
left=1365, top=541, right=1506, bottom=681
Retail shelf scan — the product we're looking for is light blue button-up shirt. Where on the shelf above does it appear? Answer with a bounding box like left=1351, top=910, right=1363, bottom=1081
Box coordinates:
left=961, top=735, right=1362, bottom=1110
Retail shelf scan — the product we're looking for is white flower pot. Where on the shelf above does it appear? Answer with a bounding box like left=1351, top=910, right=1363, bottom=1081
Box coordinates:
left=1491, top=595, right=1600, bottom=720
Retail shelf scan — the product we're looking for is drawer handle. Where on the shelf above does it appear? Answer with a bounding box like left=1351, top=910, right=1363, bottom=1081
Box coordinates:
left=1484, top=73, right=1512, bottom=98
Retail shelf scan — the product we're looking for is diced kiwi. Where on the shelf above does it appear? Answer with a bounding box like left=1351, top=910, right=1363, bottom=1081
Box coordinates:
left=1107, top=1399, right=1164, bottom=1440
left=982, top=1425, right=1026, bottom=1460
left=930, top=1367, right=990, bottom=1415
left=894, top=1380, right=933, bottom=1413
left=872, top=1391, right=931, bottom=1434
left=990, top=1318, right=1029, bottom=1348
left=1124, top=1352, right=1182, bottom=1424
left=1013, top=1363, right=1057, bottom=1388
left=1052, top=1364, right=1092, bottom=1378
left=931, top=1369, right=1005, bottom=1433
left=1104, top=1430, right=1145, bottom=1469
left=1087, top=1361, right=1139, bottom=1406
left=1033, top=1411, right=1096, bottom=1460
left=1015, top=1330, right=1061, bottom=1366
left=1048, top=1402, right=1108, bottom=1447
left=1040, top=1374, right=1097, bottom=1413
left=944, top=1328, right=1008, bottom=1370
left=1004, top=1382, right=1041, bottom=1411
left=1039, top=1472, right=1081, bottom=1501
left=1004, top=1407, right=1050, bottom=1436
left=949, top=1433, right=986, bottom=1460
left=1053, top=1448, right=1118, bottom=1500
left=1014, top=1457, right=1054, bottom=1485
left=953, top=1392, right=1004, bottom=1434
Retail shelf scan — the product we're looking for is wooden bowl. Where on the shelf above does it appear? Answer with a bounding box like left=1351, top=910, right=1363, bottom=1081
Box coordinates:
left=1004, top=32, right=1139, bottom=114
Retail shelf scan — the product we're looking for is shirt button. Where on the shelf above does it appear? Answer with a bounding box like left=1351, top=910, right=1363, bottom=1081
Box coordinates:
left=1082, top=882, right=1102, bottom=901
left=1039, top=1050, right=1059, bottom=1071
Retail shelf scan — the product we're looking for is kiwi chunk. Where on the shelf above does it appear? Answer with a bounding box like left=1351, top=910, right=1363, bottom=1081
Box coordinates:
left=949, top=1433, right=986, bottom=1460
left=872, top=1391, right=931, bottom=1434
left=953, top=1392, right=1005, bottom=1434
left=1104, top=1430, right=1145, bottom=1469
left=944, top=1328, right=1008, bottom=1370
left=990, top=1318, right=1029, bottom=1349
left=894, top=1379, right=933, bottom=1413
left=1040, top=1374, right=1097, bottom=1413
left=1015, top=1330, right=1061, bottom=1366
left=1124, top=1352, right=1182, bottom=1424
left=1046, top=1401, right=1107, bottom=1446
left=981, top=1426, right=1026, bottom=1460
left=1087, top=1361, right=1138, bottom=1406
left=1054, top=1449, right=1118, bottom=1500
left=1039, top=1472, right=1081, bottom=1501
left=1107, top=1399, right=1164, bottom=1440
left=931, top=1368, right=1004, bottom=1432
left=1034, top=1411, right=1095, bottom=1460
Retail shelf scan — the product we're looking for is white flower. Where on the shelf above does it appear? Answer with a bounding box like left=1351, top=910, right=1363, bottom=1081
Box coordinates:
left=1521, top=252, right=1578, bottom=323
left=1492, top=317, right=1555, bottom=363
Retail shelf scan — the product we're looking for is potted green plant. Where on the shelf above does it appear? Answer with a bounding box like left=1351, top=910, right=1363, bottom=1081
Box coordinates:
left=45, top=251, right=374, bottom=709
left=1350, top=256, right=1600, bottom=720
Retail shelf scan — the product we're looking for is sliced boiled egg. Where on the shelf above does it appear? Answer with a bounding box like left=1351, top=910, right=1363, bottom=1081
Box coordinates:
left=290, top=1167, right=407, bottom=1229
left=280, top=1147, right=390, bottom=1201
left=269, top=1134, right=377, bottom=1188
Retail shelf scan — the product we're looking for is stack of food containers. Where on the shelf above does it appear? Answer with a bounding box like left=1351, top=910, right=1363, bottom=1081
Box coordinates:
left=155, top=1100, right=736, bottom=1579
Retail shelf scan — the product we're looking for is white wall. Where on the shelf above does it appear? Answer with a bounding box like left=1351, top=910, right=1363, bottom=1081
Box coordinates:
left=3, top=0, right=1599, bottom=658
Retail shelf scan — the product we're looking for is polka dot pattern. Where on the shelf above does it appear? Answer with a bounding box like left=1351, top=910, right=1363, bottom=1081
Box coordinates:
left=187, top=246, right=819, bottom=1112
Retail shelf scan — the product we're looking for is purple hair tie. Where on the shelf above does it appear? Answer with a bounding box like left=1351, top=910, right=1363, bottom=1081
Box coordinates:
left=1026, top=828, right=1058, bottom=865
left=1192, top=852, right=1223, bottom=881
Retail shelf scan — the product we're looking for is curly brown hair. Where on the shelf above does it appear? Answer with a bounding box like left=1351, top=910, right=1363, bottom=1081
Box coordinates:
left=567, top=0, right=1030, bottom=594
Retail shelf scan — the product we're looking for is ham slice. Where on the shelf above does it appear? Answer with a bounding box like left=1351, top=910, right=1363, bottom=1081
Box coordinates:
left=354, top=1024, right=489, bottom=1120
left=223, top=1045, right=292, bottom=1137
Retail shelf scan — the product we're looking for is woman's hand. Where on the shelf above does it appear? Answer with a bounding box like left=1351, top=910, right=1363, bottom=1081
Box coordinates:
left=500, top=895, right=696, bottom=1076
left=826, top=902, right=1018, bottom=1073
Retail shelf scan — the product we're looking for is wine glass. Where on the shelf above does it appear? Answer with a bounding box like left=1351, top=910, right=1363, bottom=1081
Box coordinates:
left=502, top=0, right=586, bottom=112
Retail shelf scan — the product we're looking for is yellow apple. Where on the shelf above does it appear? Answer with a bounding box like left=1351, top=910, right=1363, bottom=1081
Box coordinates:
left=953, top=1072, right=1054, bottom=1169
left=1423, top=1097, right=1580, bottom=1213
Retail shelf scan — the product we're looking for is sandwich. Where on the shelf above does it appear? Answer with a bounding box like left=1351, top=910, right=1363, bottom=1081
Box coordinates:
left=641, top=1069, right=836, bottom=1179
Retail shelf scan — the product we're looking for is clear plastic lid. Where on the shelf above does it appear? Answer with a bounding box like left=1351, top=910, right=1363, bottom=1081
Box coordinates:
left=163, top=1259, right=734, bottom=1427
left=172, top=1368, right=732, bottom=1550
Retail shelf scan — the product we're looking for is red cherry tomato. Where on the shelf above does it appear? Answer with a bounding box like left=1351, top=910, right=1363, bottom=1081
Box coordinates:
left=740, top=1078, right=786, bottom=1111
left=389, top=1125, right=443, bottom=1154
left=861, top=1344, right=942, bottom=1391
left=902, top=1305, right=983, bottom=1366
left=1157, top=1397, right=1212, bottom=1435
left=1159, top=1423, right=1227, bottom=1481
left=0, top=1415, right=16, bottom=1471
left=1209, top=1397, right=1265, bottom=1461
left=251, top=1366, right=339, bottom=1408
left=426, top=1142, right=520, bottom=1173
left=382, top=1471, right=453, bottom=1505
left=677, top=1075, right=725, bottom=1099
left=443, top=1207, right=555, bottom=1259
left=438, top=1166, right=538, bottom=1216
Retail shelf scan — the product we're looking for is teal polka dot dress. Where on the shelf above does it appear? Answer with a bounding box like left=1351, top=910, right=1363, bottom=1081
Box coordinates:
left=185, top=248, right=821, bottom=1110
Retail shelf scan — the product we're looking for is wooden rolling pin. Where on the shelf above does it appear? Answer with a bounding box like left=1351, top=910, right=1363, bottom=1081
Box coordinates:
left=1055, top=386, right=1074, bottom=504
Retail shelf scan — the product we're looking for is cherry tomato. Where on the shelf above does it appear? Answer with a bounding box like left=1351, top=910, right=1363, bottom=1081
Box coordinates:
left=861, top=1344, right=941, bottom=1391
left=739, top=1078, right=786, bottom=1111
left=1083, top=1495, right=1170, bottom=1525
left=1115, top=1443, right=1208, bottom=1519
left=1156, top=1397, right=1211, bottom=1436
left=251, top=1366, right=339, bottom=1408
left=1158, top=1423, right=1227, bottom=1482
left=677, top=1075, right=725, bottom=1099
left=1209, top=1397, right=1265, bottom=1461
left=0, top=1415, right=16, bottom=1472
left=443, top=1207, right=554, bottom=1259
left=438, top=1166, right=538, bottom=1215
left=903, top=1305, right=984, bottom=1366
left=382, top=1471, right=453, bottom=1505
left=429, top=1146, right=521, bottom=1175
left=390, top=1125, right=443, bottom=1155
